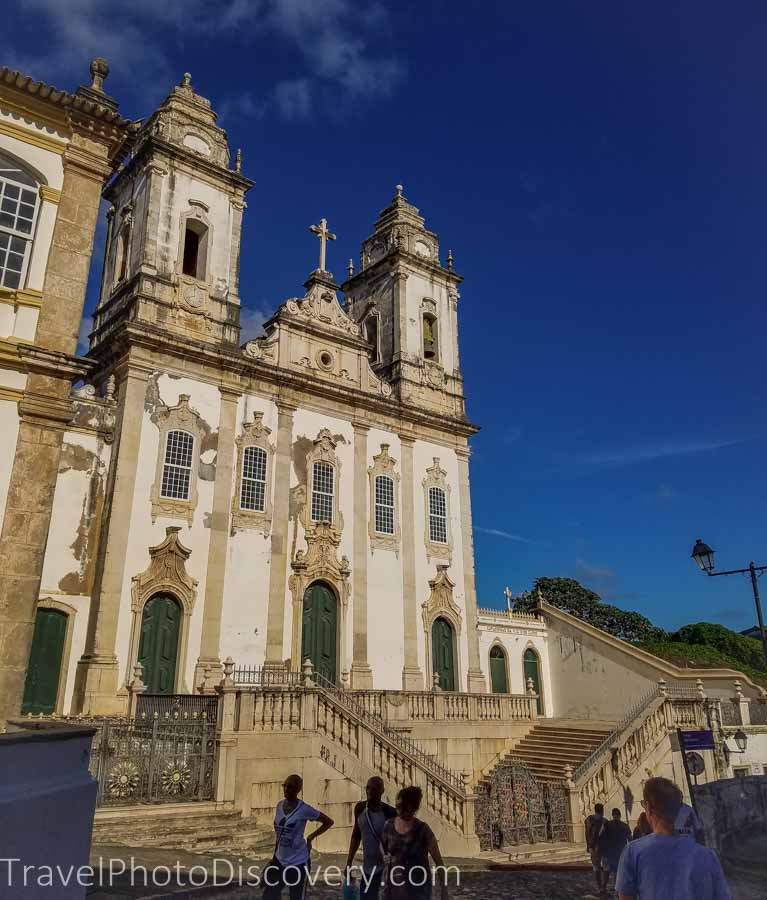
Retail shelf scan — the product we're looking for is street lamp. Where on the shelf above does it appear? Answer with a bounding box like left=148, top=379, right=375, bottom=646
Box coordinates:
left=734, top=729, right=748, bottom=753
left=690, top=538, right=767, bottom=668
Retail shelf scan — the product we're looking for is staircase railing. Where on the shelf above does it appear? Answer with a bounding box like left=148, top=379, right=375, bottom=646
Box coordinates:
left=310, top=671, right=465, bottom=792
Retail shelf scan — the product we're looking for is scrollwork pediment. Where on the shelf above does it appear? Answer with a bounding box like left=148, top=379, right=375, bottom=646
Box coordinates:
left=421, top=564, right=462, bottom=633
left=131, top=526, right=198, bottom=614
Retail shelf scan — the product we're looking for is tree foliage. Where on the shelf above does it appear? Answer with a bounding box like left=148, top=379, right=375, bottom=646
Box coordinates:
left=669, top=622, right=765, bottom=672
left=515, top=576, right=666, bottom=643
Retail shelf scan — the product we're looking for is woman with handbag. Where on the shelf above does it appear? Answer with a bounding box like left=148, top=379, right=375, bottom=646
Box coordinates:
left=380, top=786, right=449, bottom=900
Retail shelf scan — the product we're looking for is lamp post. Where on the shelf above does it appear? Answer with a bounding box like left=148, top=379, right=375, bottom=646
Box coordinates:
left=690, top=539, right=767, bottom=667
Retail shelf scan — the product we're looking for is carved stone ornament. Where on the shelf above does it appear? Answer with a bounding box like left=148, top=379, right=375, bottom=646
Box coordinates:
left=244, top=337, right=276, bottom=361
left=368, top=443, right=401, bottom=555
left=178, top=274, right=209, bottom=315
left=421, top=564, right=462, bottom=634
left=422, top=457, right=453, bottom=564
left=231, top=411, right=274, bottom=536
left=150, top=394, right=204, bottom=526
left=287, top=282, right=361, bottom=337
left=130, top=527, right=198, bottom=615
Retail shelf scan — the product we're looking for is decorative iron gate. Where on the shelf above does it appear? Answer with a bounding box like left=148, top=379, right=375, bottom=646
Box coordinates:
left=475, top=757, right=568, bottom=850
left=84, top=717, right=216, bottom=806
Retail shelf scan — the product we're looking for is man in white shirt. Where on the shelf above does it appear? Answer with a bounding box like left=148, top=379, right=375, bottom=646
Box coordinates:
left=263, top=773, right=334, bottom=899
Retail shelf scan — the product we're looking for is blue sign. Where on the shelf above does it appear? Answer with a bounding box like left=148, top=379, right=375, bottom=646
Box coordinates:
left=679, top=729, right=715, bottom=751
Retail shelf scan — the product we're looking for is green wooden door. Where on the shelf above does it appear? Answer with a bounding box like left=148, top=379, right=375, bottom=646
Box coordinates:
left=489, top=646, right=509, bottom=694
left=302, top=582, right=337, bottom=684
left=138, top=594, right=180, bottom=694
left=431, top=617, right=456, bottom=692
left=524, top=648, right=542, bottom=714
left=22, top=608, right=67, bottom=715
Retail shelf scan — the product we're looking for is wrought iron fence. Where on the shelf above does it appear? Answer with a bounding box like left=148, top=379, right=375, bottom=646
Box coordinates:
left=233, top=664, right=303, bottom=687
left=475, top=757, right=568, bottom=849
left=136, top=694, right=219, bottom=723
left=77, top=716, right=216, bottom=806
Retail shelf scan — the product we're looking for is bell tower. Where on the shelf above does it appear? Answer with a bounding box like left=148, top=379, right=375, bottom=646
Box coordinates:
left=90, top=73, right=254, bottom=353
left=343, top=186, right=466, bottom=419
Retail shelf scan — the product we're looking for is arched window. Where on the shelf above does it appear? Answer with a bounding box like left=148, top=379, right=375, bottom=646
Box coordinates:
left=489, top=645, right=509, bottom=694
left=374, top=474, right=395, bottom=535
left=364, top=313, right=380, bottom=364
left=422, top=313, right=438, bottom=360
left=160, top=429, right=195, bottom=501
left=240, top=445, right=267, bottom=512
left=114, top=224, right=129, bottom=284
left=311, top=460, right=335, bottom=523
left=0, top=151, right=40, bottom=289
left=428, top=486, right=447, bottom=544
left=181, top=218, right=208, bottom=280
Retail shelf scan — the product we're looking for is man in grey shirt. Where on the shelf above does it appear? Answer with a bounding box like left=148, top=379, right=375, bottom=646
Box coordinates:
left=617, top=777, right=731, bottom=900
left=345, top=777, right=397, bottom=899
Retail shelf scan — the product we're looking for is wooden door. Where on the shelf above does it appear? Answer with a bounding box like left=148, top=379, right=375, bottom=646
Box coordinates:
left=138, top=594, right=181, bottom=694
left=431, top=617, right=456, bottom=692
left=22, top=608, right=67, bottom=715
left=489, top=646, right=509, bottom=694
left=302, top=582, right=337, bottom=684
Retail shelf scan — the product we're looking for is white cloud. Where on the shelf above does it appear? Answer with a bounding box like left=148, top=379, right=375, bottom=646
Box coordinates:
left=580, top=436, right=747, bottom=467
left=2, top=0, right=404, bottom=120
left=239, top=303, right=275, bottom=342
left=475, top=527, right=536, bottom=545
left=77, top=315, right=93, bottom=354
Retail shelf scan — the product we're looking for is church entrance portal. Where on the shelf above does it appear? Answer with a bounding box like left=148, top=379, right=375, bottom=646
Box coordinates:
left=138, top=594, right=181, bottom=694
left=431, top=616, right=456, bottom=691
left=22, top=607, right=67, bottom=714
left=302, top=581, right=338, bottom=684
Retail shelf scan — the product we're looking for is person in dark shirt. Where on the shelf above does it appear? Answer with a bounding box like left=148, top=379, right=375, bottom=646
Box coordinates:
left=345, top=777, right=397, bottom=899
left=599, top=807, right=632, bottom=887
left=632, top=811, right=652, bottom=840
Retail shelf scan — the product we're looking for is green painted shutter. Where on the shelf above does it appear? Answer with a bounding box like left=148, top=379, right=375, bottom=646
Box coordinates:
left=138, top=594, right=180, bottom=694
left=524, top=649, right=542, bottom=714
left=302, top=582, right=337, bottom=684
left=489, top=648, right=508, bottom=694
left=431, top=617, right=456, bottom=692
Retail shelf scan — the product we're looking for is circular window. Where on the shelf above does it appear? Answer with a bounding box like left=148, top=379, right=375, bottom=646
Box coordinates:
left=316, top=349, right=334, bottom=371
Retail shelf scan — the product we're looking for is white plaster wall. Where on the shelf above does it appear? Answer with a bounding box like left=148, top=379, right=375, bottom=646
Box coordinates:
left=113, top=373, right=219, bottom=691
left=477, top=622, right=553, bottom=716
left=0, top=397, right=20, bottom=535
left=413, top=440, right=467, bottom=689
left=219, top=393, right=278, bottom=669
left=366, top=428, right=404, bottom=688
left=404, top=273, right=455, bottom=373
left=722, top=730, right=767, bottom=777
left=159, top=170, right=233, bottom=286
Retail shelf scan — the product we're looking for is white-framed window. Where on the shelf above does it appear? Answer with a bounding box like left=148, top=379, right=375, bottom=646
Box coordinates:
left=0, top=151, right=40, bottom=290
left=375, top=474, right=395, bottom=535
left=312, top=461, right=335, bottom=523
left=160, top=429, right=194, bottom=500
left=240, top=445, right=267, bottom=512
left=428, top=486, right=448, bottom=544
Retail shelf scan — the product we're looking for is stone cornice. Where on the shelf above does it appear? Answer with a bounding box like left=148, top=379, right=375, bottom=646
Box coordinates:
left=17, top=344, right=92, bottom=381
left=91, top=323, right=478, bottom=445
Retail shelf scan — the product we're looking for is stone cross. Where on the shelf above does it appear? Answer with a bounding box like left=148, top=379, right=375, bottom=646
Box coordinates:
left=309, top=218, right=336, bottom=273
left=504, top=586, right=513, bottom=611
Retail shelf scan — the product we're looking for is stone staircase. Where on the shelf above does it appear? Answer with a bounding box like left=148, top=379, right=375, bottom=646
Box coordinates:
left=93, top=803, right=275, bottom=856
left=496, top=720, right=613, bottom=783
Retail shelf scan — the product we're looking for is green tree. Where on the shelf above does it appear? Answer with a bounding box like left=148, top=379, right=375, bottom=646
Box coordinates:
left=670, top=622, right=765, bottom=672
left=516, top=576, right=666, bottom=642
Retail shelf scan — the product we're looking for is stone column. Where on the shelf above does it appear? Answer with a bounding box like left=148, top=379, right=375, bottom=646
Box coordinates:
left=391, top=269, right=409, bottom=362
left=399, top=435, right=424, bottom=690
left=194, top=387, right=240, bottom=689
left=350, top=423, right=373, bottom=689
left=265, top=402, right=296, bottom=665
left=456, top=447, right=486, bottom=693
left=0, top=138, right=114, bottom=724
left=72, top=366, right=151, bottom=714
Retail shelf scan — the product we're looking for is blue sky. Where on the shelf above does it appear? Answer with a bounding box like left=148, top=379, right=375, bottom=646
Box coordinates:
left=4, top=1, right=766, bottom=632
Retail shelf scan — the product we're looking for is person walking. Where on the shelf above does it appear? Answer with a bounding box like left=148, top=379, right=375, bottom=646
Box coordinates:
left=380, top=786, right=449, bottom=900
left=616, top=777, right=731, bottom=900
left=632, top=812, right=652, bottom=841
left=345, top=776, right=397, bottom=898
left=585, top=802, right=608, bottom=896
left=263, top=773, right=334, bottom=900
left=598, top=808, right=632, bottom=892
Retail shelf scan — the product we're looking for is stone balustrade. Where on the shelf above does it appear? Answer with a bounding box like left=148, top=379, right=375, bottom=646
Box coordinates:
left=351, top=688, right=537, bottom=724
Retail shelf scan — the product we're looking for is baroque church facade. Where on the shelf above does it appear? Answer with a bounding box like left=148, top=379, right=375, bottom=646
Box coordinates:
left=1, top=65, right=528, bottom=718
